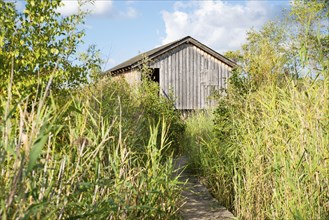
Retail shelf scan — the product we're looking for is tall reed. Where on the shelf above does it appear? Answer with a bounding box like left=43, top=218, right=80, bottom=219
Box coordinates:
left=0, top=79, right=182, bottom=219
left=230, top=79, right=329, bottom=219
left=184, top=78, right=329, bottom=219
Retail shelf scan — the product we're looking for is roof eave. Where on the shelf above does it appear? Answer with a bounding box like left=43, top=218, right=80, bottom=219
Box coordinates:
left=107, top=36, right=237, bottom=74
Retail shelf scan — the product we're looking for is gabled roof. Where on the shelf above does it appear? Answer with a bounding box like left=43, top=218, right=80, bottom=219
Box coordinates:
left=107, top=36, right=236, bottom=75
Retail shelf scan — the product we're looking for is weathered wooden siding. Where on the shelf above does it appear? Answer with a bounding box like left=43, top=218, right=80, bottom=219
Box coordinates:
left=114, top=70, right=141, bottom=85
left=150, top=44, right=231, bottom=109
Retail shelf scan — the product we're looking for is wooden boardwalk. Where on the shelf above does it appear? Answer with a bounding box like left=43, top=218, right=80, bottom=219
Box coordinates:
left=174, top=156, right=234, bottom=220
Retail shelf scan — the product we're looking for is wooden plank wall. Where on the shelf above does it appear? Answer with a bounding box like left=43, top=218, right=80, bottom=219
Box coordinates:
left=151, top=43, right=231, bottom=110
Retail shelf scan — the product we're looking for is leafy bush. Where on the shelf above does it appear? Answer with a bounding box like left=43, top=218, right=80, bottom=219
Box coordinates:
left=137, top=76, right=185, bottom=154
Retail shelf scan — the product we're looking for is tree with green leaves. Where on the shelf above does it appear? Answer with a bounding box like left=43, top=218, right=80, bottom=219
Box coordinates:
left=0, top=0, right=101, bottom=100
left=225, top=0, right=328, bottom=91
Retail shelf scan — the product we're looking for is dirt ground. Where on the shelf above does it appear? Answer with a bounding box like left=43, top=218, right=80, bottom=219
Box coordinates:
left=174, top=156, right=234, bottom=220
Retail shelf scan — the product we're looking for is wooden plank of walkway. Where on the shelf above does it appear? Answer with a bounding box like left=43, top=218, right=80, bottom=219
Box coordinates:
left=174, top=156, right=234, bottom=220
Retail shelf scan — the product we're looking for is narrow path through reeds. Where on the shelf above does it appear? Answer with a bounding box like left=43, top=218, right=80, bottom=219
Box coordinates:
left=174, top=156, right=234, bottom=220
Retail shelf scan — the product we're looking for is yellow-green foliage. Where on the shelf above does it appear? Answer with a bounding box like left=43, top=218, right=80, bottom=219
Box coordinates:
left=233, top=79, right=328, bottom=219
left=0, top=1, right=185, bottom=219
left=185, top=79, right=329, bottom=219
left=184, top=1, right=329, bottom=218
left=81, top=76, right=185, bottom=154
left=184, top=109, right=237, bottom=211
left=183, top=110, right=216, bottom=172
left=0, top=0, right=101, bottom=99
left=0, top=78, right=183, bottom=219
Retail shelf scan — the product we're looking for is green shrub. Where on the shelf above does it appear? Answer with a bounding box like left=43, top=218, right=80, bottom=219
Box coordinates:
left=137, top=77, right=185, bottom=155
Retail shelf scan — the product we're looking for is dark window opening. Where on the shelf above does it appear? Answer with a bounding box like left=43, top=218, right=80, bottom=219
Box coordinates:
left=151, top=68, right=160, bottom=84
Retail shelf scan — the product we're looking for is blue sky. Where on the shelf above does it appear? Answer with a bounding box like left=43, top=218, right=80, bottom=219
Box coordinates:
left=37, top=0, right=291, bottom=71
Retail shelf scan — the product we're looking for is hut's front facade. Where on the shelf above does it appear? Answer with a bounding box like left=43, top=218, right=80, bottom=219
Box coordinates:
left=107, top=36, right=236, bottom=110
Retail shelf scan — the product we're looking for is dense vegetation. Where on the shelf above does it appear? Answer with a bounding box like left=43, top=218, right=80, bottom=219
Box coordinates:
left=1, top=0, right=328, bottom=219
left=0, top=77, right=184, bottom=219
left=0, top=0, right=184, bottom=219
left=184, top=0, right=329, bottom=219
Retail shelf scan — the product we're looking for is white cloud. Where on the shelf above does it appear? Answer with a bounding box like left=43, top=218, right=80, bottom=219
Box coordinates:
left=161, top=0, right=286, bottom=53
left=92, top=1, right=113, bottom=15
left=57, top=1, right=113, bottom=16
left=57, top=0, right=137, bottom=19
